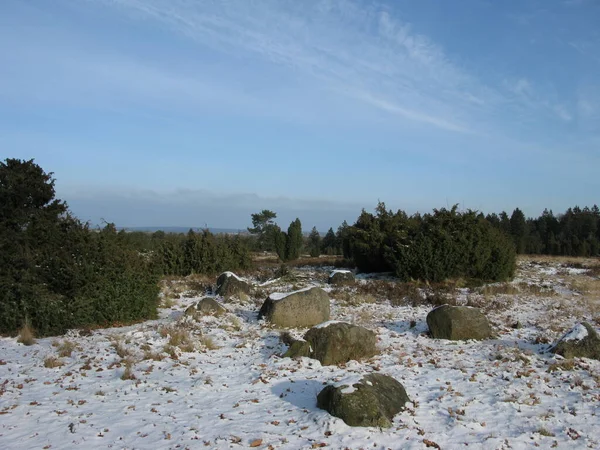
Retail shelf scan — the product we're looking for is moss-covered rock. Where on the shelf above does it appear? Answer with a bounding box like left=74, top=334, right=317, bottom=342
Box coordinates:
left=185, top=297, right=226, bottom=318
left=317, top=373, right=410, bottom=427
left=303, top=321, right=378, bottom=365
left=426, top=305, right=492, bottom=340
left=283, top=340, right=312, bottom=359
left=552, top=322, right=600, bottom=360
left=328, top=270, right=355, bottom=286
left=258, top=287, right=330, bottom=328
left=215, top=272, right=251, bottom=299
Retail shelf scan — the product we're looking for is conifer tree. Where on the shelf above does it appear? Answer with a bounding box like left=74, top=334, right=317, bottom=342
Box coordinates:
left=285, top=218, right=303, bottom=261
left=308, top=226, right=321, bottom=257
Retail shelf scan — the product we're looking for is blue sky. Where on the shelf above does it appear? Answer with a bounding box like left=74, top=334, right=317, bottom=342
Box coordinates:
left=1, top=0, right=599, bottom=230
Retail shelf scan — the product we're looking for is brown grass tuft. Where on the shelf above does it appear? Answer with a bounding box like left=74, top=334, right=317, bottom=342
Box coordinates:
left=58, top=340, right=76, bottom=358
left=120, top=358, right=137, bottom=380
left=17, top=322, right=36, bottom=346
left=44, top=356, right=64, bottom=368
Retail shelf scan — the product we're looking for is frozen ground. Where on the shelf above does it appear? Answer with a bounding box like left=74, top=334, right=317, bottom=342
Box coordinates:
left=1, top=258, right=599, bottom=449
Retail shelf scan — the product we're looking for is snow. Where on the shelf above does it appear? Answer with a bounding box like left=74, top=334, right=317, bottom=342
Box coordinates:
left=221, top=271, right=243, bottom=281
left=313, top=320, right=345, bottom=329
left=268, top=286, right=315, bottom=301
left=561, top=323, right=589, bottom=342
left=329, top=269, right=352, bottom=276
left=333, top=374, right=366, bottom=394
left=1, top=259, right=599, bottom=449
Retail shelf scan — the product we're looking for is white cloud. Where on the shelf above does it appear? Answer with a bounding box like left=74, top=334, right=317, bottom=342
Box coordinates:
left=85, top=0, right=485, bottom=133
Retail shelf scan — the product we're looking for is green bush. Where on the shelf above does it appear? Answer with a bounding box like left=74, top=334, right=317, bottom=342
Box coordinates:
left=347, top=203, right=516, bottom=283
left=157, top=230, right=252, bottom=276
left=0, top=159, right=160, bottom=337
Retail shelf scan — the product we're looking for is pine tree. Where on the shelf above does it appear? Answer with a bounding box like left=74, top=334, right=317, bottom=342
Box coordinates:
left=247, top=210, right=279, bottom=251
left=509, top=208, right=527, bottom=253
left=285, top=218, right=303, bottom=261
left=321, top=227, right=337, bottom=255
left=308, top=226, right=321, bottom=257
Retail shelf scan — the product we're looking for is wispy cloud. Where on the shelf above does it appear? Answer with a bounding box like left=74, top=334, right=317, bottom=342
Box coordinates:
left=503, top=77, right=574, bottom=122
left=85, top=0, right=488, bottom=133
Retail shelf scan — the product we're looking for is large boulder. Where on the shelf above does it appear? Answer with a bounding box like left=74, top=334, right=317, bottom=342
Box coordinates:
left=329, top=270, right=355, bottom=286
left=426, top=305, right=492, bottom=340
left=185, top=297, right=226, bottom=318
left=258, top=287, right=330, bottom=328
left=552, top=322, right=600, bottom=360
left=317, top=373, right=410, bottom=427
left=284, top=321, right=378, bottom=365
left=215, top=272, right=251, bottom=299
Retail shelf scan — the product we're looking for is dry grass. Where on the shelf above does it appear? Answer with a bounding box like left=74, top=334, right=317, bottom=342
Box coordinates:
left=17, top=323, right=36, bottom=346
left=143, top=350, right=166, bottom=362
left=547, top=359, right=576, bottom=372
left=536, top=427, right=556, bottom=437
left=200, top=336, right=219, bottom=350
left=43, top=356, right=64, bottom=368
left=354, top=308, right=375, bottom=326
left=110, top=338, right=130, bottom=358
left=163, top=345, right=179, bottom=360
left=168, top=329, right=193, bottom=347
left=160, top=297, right=177, bottom=308
left=120, top=358, right=136, bottom=380
left=331, top=289, right=377, bottom=306
left=57, top=340, right=76, bottom=358
left=220, top=315, right=243, bottom=332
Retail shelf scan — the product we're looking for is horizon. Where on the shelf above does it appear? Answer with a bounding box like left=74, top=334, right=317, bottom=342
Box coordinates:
left=2, top=0, right=599, bottom=230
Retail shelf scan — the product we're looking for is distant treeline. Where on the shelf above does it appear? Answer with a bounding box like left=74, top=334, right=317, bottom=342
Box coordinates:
left=485, top=206, right=600, bottom=257
left=1, top=157, right=597, bottom=337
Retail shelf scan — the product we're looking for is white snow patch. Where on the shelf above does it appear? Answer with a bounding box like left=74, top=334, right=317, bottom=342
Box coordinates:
left=333, top=374, right=366, bottom=394
left=561, top=323, right=589, bottom=342
left=221, top=271, right=243, bottom=281
left=329, top=269, right=352, bottom=276
left=268, top=286, right=315, bottom=301
left=313, top=320, right=345, bottom=329
left=2, top=259, right=600, bottom=450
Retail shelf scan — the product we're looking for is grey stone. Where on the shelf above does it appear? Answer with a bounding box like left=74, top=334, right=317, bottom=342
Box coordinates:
left=258, top=287, right=330, bottom=328
left=215, top=272, right=251, bottom=299
left=426, top=305, right=492, bottom=340
left=317, top=373, right=410, bottom=427
left=185, top=297, right=226, bottom=318
left=328, top=270, right=355, bottom=286
left=552, top=322, right=600, bottom=360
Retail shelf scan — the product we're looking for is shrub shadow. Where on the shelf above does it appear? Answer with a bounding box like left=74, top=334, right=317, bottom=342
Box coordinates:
left=271, top=379, right=324, bottom=410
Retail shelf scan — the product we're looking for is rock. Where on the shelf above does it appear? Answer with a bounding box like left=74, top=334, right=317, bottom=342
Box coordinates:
left=258, top=287, right=330, bottom=328
left=426, top=305, right=492, bottom=340
left=317, top=373, right=410, bottom=427
left=185, top=297, right=226, bottom=317
left=283, top=340, right=313, bottom=359
left=284, top=321, right=378, bottom=365
left=215, top=272, right=251, bottom=299
left=552, top=322, right=600, bottom=360
left=328, top=270, right=355, bottom=286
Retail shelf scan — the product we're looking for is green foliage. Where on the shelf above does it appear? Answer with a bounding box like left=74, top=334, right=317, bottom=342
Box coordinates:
left=0, top=158, right=160, bottom=337
left=346, top=203, right=516, bottom=283
left=157, top=230, right=252, bottom=276
left=308, top=226, right=321, bottom=257
left=285, top=218, right=303, bottom=261
left=321, top=227, right=338, bottom=255
left=489, top=205, right=600, bottom=256
left=509, top=208, right=527, bottom=254
left=337, top=221, right=352, bottom=259
left=247, top=209, right=279, bottom=251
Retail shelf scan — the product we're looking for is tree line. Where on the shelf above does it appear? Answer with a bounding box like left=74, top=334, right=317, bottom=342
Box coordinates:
left=486, top=207, right=600, bottom=257
left=1, top=157, right=596, bottom=337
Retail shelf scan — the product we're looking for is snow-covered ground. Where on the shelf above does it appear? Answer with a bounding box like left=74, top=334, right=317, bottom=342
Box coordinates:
left=1, top=258, right=599, bottom=449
